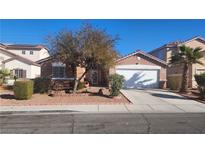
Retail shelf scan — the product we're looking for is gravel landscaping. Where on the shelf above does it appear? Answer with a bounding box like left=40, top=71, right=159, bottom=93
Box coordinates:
left=0, top=87, right=130, bottom=106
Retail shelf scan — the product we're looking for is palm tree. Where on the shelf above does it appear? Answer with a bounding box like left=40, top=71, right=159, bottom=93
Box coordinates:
left=170, top=45, right=204, bottom=93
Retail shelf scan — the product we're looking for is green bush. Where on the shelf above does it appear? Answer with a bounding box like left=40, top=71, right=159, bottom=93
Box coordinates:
left=195, top=73, right=205, bottom=86
left=167, top=75, right=182, bottom=90
left=14, top=80, right=33, bottom=100
left=33, top=77, right=51, bottom=93
left=194, top=73, right=205, bottom=98
left=0, top=78, right=3, bottom=86
left=0, top=68, right=10, bottom=83
left=109, top=73, right=124, bottom=96
left=77, top=81, right=85, bottom=90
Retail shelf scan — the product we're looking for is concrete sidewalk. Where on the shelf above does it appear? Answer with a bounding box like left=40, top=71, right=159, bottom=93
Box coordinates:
left=1, top=89, right=205, bottom=114
left=1, top=103, right=205, bottom=114
left=0, top=104, right=129, bottom=113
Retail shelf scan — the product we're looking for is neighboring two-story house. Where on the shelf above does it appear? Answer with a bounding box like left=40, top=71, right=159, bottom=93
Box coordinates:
left=149, top=36, right=205, bottom=88
left=0, top=43, right=49, bottom=79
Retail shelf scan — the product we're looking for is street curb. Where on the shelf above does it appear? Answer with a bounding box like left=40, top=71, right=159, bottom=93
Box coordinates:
left=0, top=110, right=133, bottom=115
left=120, top=90, right=132, bottom=103
left=0, top=110, right=81, bottom=115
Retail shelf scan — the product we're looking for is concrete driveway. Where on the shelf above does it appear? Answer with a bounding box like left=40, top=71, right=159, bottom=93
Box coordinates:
left=121, top=89, right=205, bottom=113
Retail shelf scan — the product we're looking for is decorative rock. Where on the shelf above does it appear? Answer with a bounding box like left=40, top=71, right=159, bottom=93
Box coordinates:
left=98, top=88, right=104, bottom=95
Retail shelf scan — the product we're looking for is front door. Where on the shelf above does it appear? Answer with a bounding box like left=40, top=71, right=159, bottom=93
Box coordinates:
left=90, top=70, right=98, bottom=85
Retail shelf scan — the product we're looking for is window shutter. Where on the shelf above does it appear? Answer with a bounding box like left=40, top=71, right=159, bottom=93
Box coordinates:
left=23, top=70, right=26, bottom=78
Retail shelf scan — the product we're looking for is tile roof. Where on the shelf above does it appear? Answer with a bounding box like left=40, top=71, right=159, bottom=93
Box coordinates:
left=0, top=47, right=40, bottom=66
left=149, top=36, right=205, bottom=53
left=116, top=50, right=167, bottom=66
left=0, top=43, right=48, bottom=50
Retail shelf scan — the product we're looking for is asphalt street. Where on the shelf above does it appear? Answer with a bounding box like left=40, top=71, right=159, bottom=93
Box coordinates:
left=0, top=112, right=205, bottom=134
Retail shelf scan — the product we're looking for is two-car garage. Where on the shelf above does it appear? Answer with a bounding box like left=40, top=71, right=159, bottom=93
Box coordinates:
left=116, top=65, right=160, bottom=89
left=114, top=51, right=167, bottom=89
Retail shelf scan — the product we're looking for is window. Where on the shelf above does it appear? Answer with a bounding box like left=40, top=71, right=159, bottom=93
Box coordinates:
left=13, top=69, right=26, bottom=78
left=52, top=62, right=66, bottom=78
left=22, top=50, right=26, bottom=54
left=30, top=51, right=33, bottom=55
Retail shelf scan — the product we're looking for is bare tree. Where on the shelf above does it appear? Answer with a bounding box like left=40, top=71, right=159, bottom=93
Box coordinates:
left=48, top=24, right=119, bottom=92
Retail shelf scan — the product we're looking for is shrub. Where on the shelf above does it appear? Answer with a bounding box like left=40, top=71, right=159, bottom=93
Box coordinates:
left=109, top=73, right=124, bottom=96
left=33, top=77, right=51, bottom=93
left=195, top=73, right=205, bottom=86
left=167, top=75, right=182, bottom=90
left=194, top=73, right=205, bottom=98
left=77, top=81, right=85, bottom=90
left=0, top=78, right=3, bottom=86
left=0, top=68, right=10, bottom=83
left=14, top=80, right=33, bottom=100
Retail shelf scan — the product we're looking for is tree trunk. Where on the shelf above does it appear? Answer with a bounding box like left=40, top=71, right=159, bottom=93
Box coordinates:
left=73, top=79, right=79, bottom=93
left=73, top=69, right=88, bottom=93
left=180, top=63, right=189, bottom=93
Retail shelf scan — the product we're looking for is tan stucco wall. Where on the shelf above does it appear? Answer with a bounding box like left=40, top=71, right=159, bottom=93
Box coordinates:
left=166, top=47, right=178, bottom=63
left=166, top=39, right=205, bottom=88
left=183, top=39, right=205, bottom=88
left=192, top=55, right=205, bottom=87
left=184, top=39, right=205, bottom=50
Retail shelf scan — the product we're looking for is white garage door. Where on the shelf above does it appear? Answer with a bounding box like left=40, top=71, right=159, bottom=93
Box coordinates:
left=116, top=67, right=160, bottom=89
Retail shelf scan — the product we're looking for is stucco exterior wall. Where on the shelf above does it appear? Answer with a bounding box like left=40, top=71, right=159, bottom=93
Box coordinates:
left=39, top=48, right=50, bottom=60
left=31, top=65, right=41, bottom=78
left=4, top=60, right=40, bottom=79
left=184, top=39, right=205, bottom=50
left=151, top=38, right=205, bottom=88
left=165, top=47, right=178, bottom=63
left=192, top=54, right=205, bottom=87
left=183, top=39, right=205, bottom=88
left=0, top=51, right=12, bottom=69
left=7, top=48, right=49, bottom=62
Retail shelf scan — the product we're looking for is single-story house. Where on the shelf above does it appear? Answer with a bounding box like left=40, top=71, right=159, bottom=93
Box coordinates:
left=38, top=50, right=167, bottom=89
left=37, top=56, right=108, bottom=88
left=149, top=36, right=205, bottom=88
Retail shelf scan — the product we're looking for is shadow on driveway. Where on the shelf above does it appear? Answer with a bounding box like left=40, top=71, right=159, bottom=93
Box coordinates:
left=150, top=93, right=187, bottom=100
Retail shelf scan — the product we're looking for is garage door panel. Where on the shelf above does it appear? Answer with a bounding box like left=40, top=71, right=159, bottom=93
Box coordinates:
left=116, top=69, right=159, bottom=89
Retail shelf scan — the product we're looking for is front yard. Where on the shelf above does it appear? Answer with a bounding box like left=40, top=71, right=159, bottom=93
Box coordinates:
left=0, top=87, right=130, bottom=106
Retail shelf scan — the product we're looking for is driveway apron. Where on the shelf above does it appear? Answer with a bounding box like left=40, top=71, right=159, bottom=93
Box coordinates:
left=121, top=89, right=205, bottom=113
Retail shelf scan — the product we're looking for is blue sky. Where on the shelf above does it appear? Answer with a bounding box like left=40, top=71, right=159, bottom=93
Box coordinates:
left=0, top=19, right=205, bottom=55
